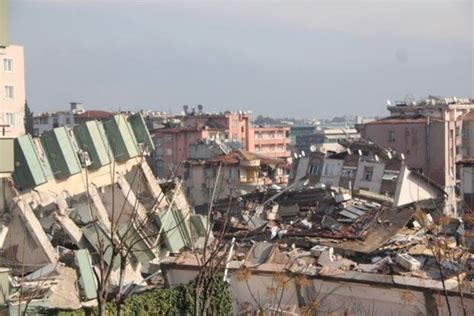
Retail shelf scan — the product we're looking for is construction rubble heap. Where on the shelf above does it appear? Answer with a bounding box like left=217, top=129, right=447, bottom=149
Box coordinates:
left=0, top=114, right=473, bottom=314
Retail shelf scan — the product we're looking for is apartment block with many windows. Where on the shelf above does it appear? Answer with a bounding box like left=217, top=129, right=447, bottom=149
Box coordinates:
left=0, top=44, right=25, bottom=138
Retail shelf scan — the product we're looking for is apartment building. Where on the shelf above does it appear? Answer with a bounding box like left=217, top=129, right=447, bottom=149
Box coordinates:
left=151, top=109, right=291, bottom=178
left=249, top=125, right=290, bottom=159
left=152, top=126, right=227, bottom=178
left=32, top=103, right=114, bottom=136
left=0, top=45, right=25, bottom=138
left=183, top=149, right=287, bottom=207
left=359, top=97, right=474, bottom=214
left=312, top=127, right=360, bottom=153
left=304, top=140, right=445, bottom=208
left=289, top=125, right=316, bottom=154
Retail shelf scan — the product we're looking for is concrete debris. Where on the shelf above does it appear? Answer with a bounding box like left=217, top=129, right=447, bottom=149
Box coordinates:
left=1, top=114, right=473, bottom=314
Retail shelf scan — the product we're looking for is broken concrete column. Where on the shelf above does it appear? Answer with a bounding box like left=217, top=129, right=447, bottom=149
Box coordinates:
left=140, top=161, right=167, bottom=208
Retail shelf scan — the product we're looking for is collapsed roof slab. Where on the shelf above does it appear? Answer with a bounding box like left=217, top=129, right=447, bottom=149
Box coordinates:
left=319, top=203, right=418, bottom=254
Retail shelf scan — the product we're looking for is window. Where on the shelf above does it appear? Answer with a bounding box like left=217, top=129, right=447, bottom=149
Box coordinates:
left=388, top=131, right=396, bottom=142
left=4, top=85, right=14, bottom=99
left=204, top=167, right=212, bottom=178
left=308, top=164, right=320, bottom=175
left=66, top=118, right=71, bottom=124
left=363, top=166, right=373, bottom=181
left=323, top=163, right=337, bottom=177
left=3, top=58, right=13, bottom=72
left=241, top=126, right=244, bottom=133
left=341, top=167, right=356, bottom=178
left=382, top=170, right=399, bottom=181
left=5, top=113, right=15, bottom=126
left=166, top=148, right=173, bottom=156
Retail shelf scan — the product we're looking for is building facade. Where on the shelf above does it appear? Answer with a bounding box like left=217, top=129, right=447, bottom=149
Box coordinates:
left=151, top=111, right=291, bottom=178
left=32, top=103, right=114, bottom=136
left=183, top=149, right=287, bottom=207
left=360, top=97, right=474, bottom=214
left=311, top=128, right=360, bottom=153
left=152, top=127, right=227, bottom=178
left=289, top=125, right=316, bottom=154
left=0, top=44, right=25, bottom=138
left=249, top=125, right=290, bottom=159
left=303, top=140, right=445, bottom=208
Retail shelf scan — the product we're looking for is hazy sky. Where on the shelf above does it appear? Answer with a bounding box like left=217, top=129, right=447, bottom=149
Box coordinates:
left=8, top=0, right=473, bottom=118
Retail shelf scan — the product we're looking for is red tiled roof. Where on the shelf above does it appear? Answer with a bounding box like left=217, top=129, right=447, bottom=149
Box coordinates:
left=75, top=110, right=114, bottom=119
left=208, top=149, right=285, bottom=166
left=462, top=110, right=474, bottom=121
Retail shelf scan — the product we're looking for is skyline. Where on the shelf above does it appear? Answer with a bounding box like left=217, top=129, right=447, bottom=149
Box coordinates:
left=9, top=0, right=473, bottom=118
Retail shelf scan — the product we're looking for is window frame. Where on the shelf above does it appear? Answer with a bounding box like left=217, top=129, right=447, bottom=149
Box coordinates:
left=4, top=85, right=14, bottom=99
left=3, top=58, right=13, bottom=72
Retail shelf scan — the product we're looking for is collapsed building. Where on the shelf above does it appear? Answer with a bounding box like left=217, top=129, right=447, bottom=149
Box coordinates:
left=0, top=114, right=473, bottom=315
left=164, top=186, right=474, bottom=315
left=292, top=139, right=451, bottom=210
left=0, top=114, right=208, bottom=314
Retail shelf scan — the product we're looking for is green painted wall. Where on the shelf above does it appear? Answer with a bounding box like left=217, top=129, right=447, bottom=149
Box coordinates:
left=103, top=114, right=139, bottom=162
left=128, top=113, right=155, bottom=153
left=41, top=127, right=82, bottom=179
left=73, top=121, right=111, bottom=170
left=13, top=135, right=48, bottom=190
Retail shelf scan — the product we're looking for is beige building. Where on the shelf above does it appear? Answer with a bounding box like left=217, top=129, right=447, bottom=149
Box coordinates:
left=183, top=149, right=287, bottom=207
left=302, top=140, right=446, bottom=208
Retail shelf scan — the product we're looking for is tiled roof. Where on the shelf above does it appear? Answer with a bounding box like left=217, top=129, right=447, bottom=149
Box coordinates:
left=462, top=110, right=474, bottom=121
left=75, top=110, right=114, bottom=119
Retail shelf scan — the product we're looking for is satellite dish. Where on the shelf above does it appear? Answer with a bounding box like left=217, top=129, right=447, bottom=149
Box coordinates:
left=387, top=152, right=393, bottom=160
left=319, top=146, right=327, bottom=154
left=400, top=153, right=405, bottom=160
left=358, top=149, right=363, bottom=156
left=293, top=153, right=298, bottom=159
left=374, top=155, right=379, bottom=162
left=347, top=148, right=352, bottom=155
left=301, top=150, right=306, bottom=157
left=309, top=145, right=317, bottom=152
left=386, top=100, right=392, bottom=106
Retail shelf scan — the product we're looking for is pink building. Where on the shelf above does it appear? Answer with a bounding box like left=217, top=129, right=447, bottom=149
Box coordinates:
left=249, top=125, right=291, bottom=159
left=360, top=97, right=474, bottom=215
left=176, top=112, right=252, bottom=149
left=152, top=127, right=227, bottom=178
left=151, top=111, right=291, bottom=178
left=0, top=44, right=25, bottom=138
